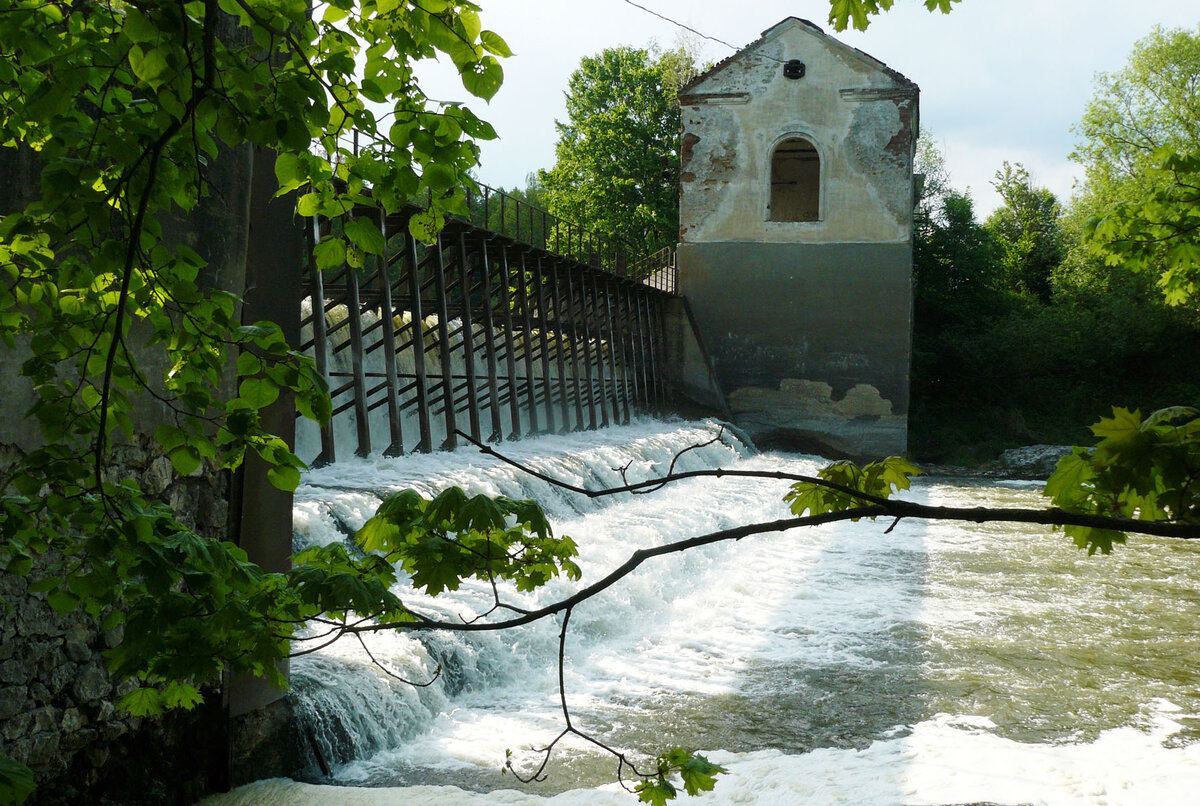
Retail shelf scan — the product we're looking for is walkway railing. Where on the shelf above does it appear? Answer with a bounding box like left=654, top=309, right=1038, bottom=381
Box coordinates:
left=628, top=247, right=677, bottom=294
left=327, top=129, right=678, bottom=290
left=460, top=185, right=630, bottom=275
left=298, top=201, right=673, bottom=462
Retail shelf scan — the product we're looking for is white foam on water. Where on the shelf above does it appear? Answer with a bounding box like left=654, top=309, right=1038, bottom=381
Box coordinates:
left=207, top=702, right=1200, bottom=805
left=210, top=420, right=1200, bottom=806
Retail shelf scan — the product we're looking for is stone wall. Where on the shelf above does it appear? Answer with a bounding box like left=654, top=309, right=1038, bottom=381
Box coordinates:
left=659, top=297, right=730, bottom=419
left=0, top=437, right=233, bottom=803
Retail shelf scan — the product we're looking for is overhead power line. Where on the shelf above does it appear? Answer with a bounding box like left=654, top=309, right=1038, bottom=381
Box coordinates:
left=617, top=0, right=787, bottom=64
left=618, top=0, right=744, bottom=53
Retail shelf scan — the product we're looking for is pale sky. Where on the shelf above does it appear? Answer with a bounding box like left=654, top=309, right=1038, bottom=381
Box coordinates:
left=420, top=0, right=1200, bottom=217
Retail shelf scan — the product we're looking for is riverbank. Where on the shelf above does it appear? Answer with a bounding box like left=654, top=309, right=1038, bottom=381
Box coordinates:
left=919, top=443, right=1074, bottom=481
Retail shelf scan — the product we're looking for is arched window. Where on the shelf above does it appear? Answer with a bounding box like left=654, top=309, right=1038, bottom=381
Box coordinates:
left=769, top=137, right=820, bottom=222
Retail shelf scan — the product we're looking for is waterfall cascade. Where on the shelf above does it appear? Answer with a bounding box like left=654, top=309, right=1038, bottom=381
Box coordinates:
left=209, top=420, right=1200, bottom=805
left=289, top=421, right=751, bottom=774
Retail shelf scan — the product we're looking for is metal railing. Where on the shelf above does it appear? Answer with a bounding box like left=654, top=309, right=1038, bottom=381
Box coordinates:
left=323, top=128, right=678, bottom=292
left=628, top=247, right=677, bottom=294
left=299, top=208, right=671, bottom=462
left=459, top=183, right=628, bottom=274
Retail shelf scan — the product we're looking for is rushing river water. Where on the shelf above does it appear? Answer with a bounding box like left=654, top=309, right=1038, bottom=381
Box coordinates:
left=209, top=420, right=1200, bottom=805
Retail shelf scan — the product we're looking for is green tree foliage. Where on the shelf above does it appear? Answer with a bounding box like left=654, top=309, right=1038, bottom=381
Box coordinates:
left=984, top=162, right=1064, bottom=302
left=635, top=749, right=726, bottom=805
left=910, top=189, right=1009, bottom=457
left=1087, top=147, right=1200, bottom=307
left=910, top=131, right=1001, bottom=332
left=913, top=130, right=953, bottom=226
left=827, top=0, right=961, bottom=32
left=783, top=417, right=1200, bottom=552
left=539, top=46, right=692, bottom=258
left=1045, top=406, right=1200, bottom=554
left=914, top=191, right=1002, bottom=328
left=356, top=486, right=582, bottom=595
left=785, top=456, right=922, bottom=518
left=1070, top=26, right=1200, bottom=308
left=0, top=0, right=508, bottom=790
left=1072, top=26, right=1200, bottom=211
left=907, top=142, right=1200, bottom=462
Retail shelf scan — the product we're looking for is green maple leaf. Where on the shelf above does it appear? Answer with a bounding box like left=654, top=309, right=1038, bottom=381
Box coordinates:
left=1091, top=407, right=1142, bottom=440
left=636, top=779, right=677, bottom=806
left=1043, top=451, right=1096, bottom=509
left=0, top=754, right=35, bottom=805
left=118, top=687, right=165, bottom=717
left=679, top=753, right=726, bottom=796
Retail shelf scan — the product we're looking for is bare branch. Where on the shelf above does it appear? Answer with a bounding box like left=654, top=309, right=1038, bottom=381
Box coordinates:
left=355, top=632, right=441, bottom=688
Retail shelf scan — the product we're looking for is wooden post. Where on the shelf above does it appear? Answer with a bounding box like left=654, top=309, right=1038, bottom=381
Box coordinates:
left=476, top=236, right=504, bottom=443
left=432, top=234, right=457, bottom=450
left=590, top=271, right=610, bottom=428
left=516, top=249, right=540, bottom=433
left=650, top=294, right=665, bottom=410
left=624, top=282, right=647, bottom=410
left=404, top=233, right=433, bottom=453
left=346, top=251, right=372, bottom=457
left=602, top=277, right=629, bottom=425
left=565, top=264, right=585, bottom=430
left=454, top=229, right=482, bottom=444
left=497, top=245, right=523, bottom=440
left=305, top=217, right=336, bottom=465
left=639, top=291, right=658, bottom=412
left=549, top=261, right=572, bottom=431
left=376, top=210, right=404, bottom=456
left=532, top=257, right=557, bottom=432
left=578, top=267, right=599, bottom=430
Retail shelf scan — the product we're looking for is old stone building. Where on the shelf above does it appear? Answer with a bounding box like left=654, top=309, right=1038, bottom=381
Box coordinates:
left=677, top=17, right=917, bottom=457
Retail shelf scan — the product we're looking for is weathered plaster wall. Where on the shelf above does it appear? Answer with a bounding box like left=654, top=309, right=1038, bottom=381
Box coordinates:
left=660, top=297, right=730, bottom=418
left=679, top=241, right=911, bottom=457
left=673, top=18, right=915, bottom=457
left=679, top=18, right=916, bottom=245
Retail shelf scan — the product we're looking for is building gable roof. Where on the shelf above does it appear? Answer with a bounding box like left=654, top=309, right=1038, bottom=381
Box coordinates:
left=679, top=16, right=916, bottom=97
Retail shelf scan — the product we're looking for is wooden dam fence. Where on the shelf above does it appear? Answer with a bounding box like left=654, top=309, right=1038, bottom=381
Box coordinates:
left=300, top=182, right=678, bottom=464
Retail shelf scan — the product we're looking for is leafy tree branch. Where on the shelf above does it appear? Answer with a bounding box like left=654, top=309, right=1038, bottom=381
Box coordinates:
left=1, top=0, right=512, bottom=757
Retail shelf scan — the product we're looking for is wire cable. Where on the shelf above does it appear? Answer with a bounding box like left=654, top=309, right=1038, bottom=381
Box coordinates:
left=617, top=0, right=788, bottom=64
left=618, top=0, right=742, bottom=52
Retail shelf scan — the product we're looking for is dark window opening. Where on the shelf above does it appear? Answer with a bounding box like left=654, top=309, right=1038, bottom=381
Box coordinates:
left=769, top=137, right=820, bottom=222
left=783, top=60, right=806, bottom=80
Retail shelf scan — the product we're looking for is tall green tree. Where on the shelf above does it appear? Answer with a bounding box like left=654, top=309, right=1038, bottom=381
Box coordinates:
left=913, top=130, right=953, bottom=228
left=1072, top=25, right=1200, bottom=212
left=912, top=131, right=997, bottom=322
left=1068, top=26, right=1200, bottom=308
left=539, top=46, right=692, bottom=258
left=914, top=191, right=1002, bottom=329
left=985, top=162, right=1065, bottom=301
